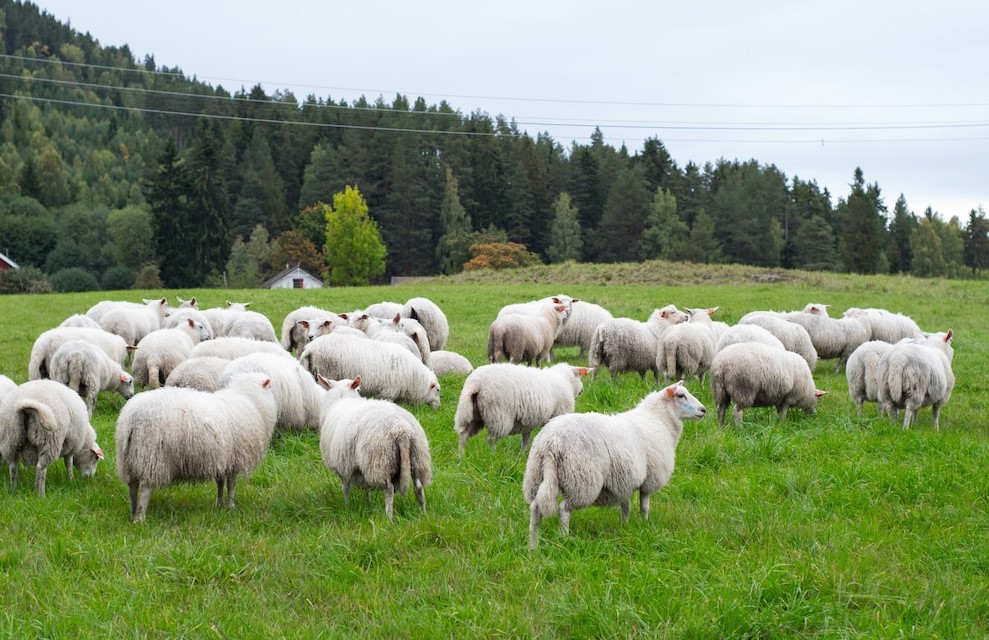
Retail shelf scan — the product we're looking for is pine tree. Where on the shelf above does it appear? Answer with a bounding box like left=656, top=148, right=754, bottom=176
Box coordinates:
left=595, top=165, right=651, bottom=263
left=145, top=139, right=198, bottom=287
left=436, top=168, right=473, bottom=275
left=641, top=187, right=689, bottom=261
left=685, top=208, right=723, bottom=263
left=887, top=194, right=917, bottom=274
left=910, top=217, right=945, bottom=277
left=185, top=117, right=233, bottom=282
left=840, top=168, right=886, bottom=274
left=964, top=207, right=989, bottom=274
left=546, top=192, right=583, bottom=263
left=792, top=214, right=839, bottom=272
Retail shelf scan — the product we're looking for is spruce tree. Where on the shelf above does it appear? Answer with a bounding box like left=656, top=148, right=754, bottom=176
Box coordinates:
left=546, top=192, right=583, bottom=263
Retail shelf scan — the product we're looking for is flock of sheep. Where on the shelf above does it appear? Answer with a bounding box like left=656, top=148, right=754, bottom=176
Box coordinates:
left=0, top=291, right=955, bottom=549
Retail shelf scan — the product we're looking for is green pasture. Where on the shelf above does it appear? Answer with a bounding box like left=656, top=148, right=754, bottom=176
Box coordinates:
left=1, top=262, right=987, bottom=638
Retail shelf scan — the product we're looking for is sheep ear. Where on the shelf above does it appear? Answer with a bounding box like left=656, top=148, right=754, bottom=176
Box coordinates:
left=127, top=345, right=138, bottom=351
left=707, top=307, right=718, bottom=315
left=298, top=320, right=310, bottom=329
left=663, top=381, right=683, bottom=398
left=120, top=373, right=130, bottom=383
left=576, top=367, right=591, bottom=376
left=944, top=330, right=953, bottom=343
left=261, top=378, right=272, bottom=390
left=350, top=376, right=362, bottom=390
left=93, top=446, right=105, bottom=460
left=316, top=374, right=331, bottom=389
left=392, top=313, right=401, bottom=323
left=571, top=298, right=581, bottom=303
left=338, top=313, right=349, bottom=320
left=815, top=389, right=828, bottom=398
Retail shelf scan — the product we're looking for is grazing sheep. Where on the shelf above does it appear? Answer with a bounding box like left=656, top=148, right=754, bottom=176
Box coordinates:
left=0, top=375, right=16, bottom=405
left=487, top=303, right=569, bottom=366
left=280, top=306, right=344, bottom=355
left=29, top=327, right=132, bottom=380
left=49, top=340, right=135, bottom=415
left=710, top=342, right=826, bottom=426
left=132, top=318, right=212, bottom=389
left=785, top=304, right=869, bottom=371
left=190, top=336, right=292, bottom=361
left=363, top=301, right=404, bottom=319
left=175, top=296, right=199, bottom=309
left=737, top=312, right=818, bottom=371
left=454, top=362, right=589, bottom=456
left=392, top=315, right=432, bottom=367
left=224, top=310, right=278, bottom=343
left=715, top=324, right=786, bottom=353
left=0, top=379, right=104, bottom=497
left=353, top=313, right=428, bottom=364
left=318, top=376, right=432, bottom=520
left=876, top=330, right=954, bottom=429
left=85, top=299, right=146, bottom=324
left=587, top=304, right=687, bottom=381
left=115, top=372, right=278, bottom=522
left=430, top=350, right=474, bottom=376
left=555, top=299, right=614, bottom=358
left=300, top=333, right=441, bottom=408
left=659, top=307, right=719, bottom=383
left=842, top=307, right=925, bottom=343
left=845, top=340, right=896, bottom=416
left=59, top=314, right=102, bottom=329
left=98, top=297, right=168, bottom=346
left=497, top=294, right=576, bottom=320
left=200, top=301, right=252, bottom=337
left=163, top=307, right=215, bottom=339
left=164, top=356, right=231, bottom=392
left=523, top=381, right=706, bottom=549
left=402, top=297, right=450, bottom=351
left=219, top=352, right=324, bottom=432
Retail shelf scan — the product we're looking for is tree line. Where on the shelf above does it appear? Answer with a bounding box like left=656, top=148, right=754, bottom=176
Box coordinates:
left=0, top=0, right=986, bottom=294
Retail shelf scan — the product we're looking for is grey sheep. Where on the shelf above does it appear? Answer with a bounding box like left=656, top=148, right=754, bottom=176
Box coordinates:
left=402, top=296, right=450, bottom=351
left=710, top=342, right=826, bottom=426
left=784, top=303, right=869, bottom=371
left=318, top=376, right=432, bottom=520
left=115, top=372, right=278, bottom=522
left=132, top=318, right=211, bottom=389
left=554, top=299, right=614, bottom=359
left=49, top=339, right=135, bottom=415
left=523, top=381, right=707, bottom=549
left=29, top=326, right=132, bottom=380
left=219, top=352, right=325, bottom=432
left=164, top=356, right=231, bottom=392
left=659, top=307, right=719, bottom=383
left=845, top=340, right=896, bottom=416
left=487, top=302, right=569, bottom=366
left=587, top=304, right=687, bottom=381
left=876, top=330, right=954, bottom=429
left=0, top=379, right=104, bottom=496
left=454, top=362, right=589, bottom=456
left=98, top=296, right=168, bottom=346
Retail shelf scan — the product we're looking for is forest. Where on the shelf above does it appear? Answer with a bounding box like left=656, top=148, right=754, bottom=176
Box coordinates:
left=0, top=0, right=987, bottom=293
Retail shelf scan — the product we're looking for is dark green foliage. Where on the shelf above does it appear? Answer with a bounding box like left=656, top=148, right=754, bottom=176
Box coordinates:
left=840, top=169, right=887, bottom=274
left=101, top=265, right=135, bottom=290
left=546, top=192, right=583, bottom=264
left=0, top=265, right=52, bottom=293
left=49, top=266, right=100, bottom=292
left=792, top=214, right=839, bottom=272
left=146, top=139, right=197, bottom=287
left=964, top=207, right=989, bottom=273
left=887, top=195, right=917, bottom=274
left=595, top=165, right=651, bottom=263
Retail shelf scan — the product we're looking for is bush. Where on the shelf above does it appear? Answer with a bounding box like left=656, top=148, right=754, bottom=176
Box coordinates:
left=49, top=267, right=100, bottom=292
left=134, top=263, right=164, bottom=289
left=0, top=266, right=53, bottom=294
left=101, top=265, right=135, bottom=290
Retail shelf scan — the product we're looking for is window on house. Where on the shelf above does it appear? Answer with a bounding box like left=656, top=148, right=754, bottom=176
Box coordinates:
left=292, top=278, right=304, bottom=289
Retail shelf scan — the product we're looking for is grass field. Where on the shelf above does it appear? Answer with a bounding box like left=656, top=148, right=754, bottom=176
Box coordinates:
left=1, top=261, right=987, bottom=638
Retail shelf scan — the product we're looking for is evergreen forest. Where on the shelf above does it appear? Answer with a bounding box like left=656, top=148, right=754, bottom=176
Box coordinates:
left=0, top=0, right=986, bottom=293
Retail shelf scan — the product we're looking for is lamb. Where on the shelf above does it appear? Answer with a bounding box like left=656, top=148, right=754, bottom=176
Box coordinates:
left=842, top=307, right=925, bottom=343
left=784, top=303, right=869, bottom=371
left=163, top=307, right=215, bottom=339
left=280, top=306, right=344, bottom=355
left=132, top=317, right=212, bottom=389
left=29, top=326, right=132, bottom=380
left=98, top=297, right=169, bottom=346
left=715, top=323, right=786, bottom=353
left=190, top=336, right=292, bottom=361
left=49, top=339, right=135, bottom=415
left=429, top=350, right=474, bottom=376
left=300, top=333, right=441, bottom=408
left=0, top=379, right=104, bottom=497
left=164, top=356, right=231, bottom=392
left=659, top=307, right=719, bottom=383
left=59, top=314, right=102, bottom=330
left=523, top=380, right=706, bottom=549
left=710, top=342, right=826, bottom=426
left=454, top=362, right=589, bottom=456
left=219, top=352, right=325, bottom=432
left=587, top=304, right=687, bottom=381
left=555, top=299, right=614, bottom=358
left=876, top=330, right=954, bottom=429
left=318, top=376, right=432, bottom=520
left=402, top=297, right=450, bottom=351
left=737, top=312, right=818, bottom=371
left=115, top=372, right=278, bottom=522
left=487, top=303, right=569, bottom=365
left=845, top=340, right=896, bottom=416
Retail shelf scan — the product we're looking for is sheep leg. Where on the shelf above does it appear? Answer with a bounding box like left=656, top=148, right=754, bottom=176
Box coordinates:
left=777, top=404, right=789, bottom=421
left=457, top=433, right=468, bottom=458
left=620, top=498, right=631, bottom=525
left=733, top=405, right=744, bottom=426
left=716, top=403, right=727, bottom=427
left=384, top=482, right=395, bottom=521
left=528, top=503, right=543, bottom=550
left=225, top=473, right=238, bottom=508
left=559, top=499, right=571, bottom=536
left=414, top=478, right=426, bottom=512
left=128, top=481, right=140, bottom=519
left=215, top=476, right=226, bottom=507
left=133, top=484, right=153, bottom=523
left=8, top=461, right=18, bottom=492
left=639, top=492, right=651, bottom=520
left=64, top=454, right=75, bottom=481
left=35, top=463, right=49, bottom=498
left=932, top=403, right=943, bottom=430
left=520, top=432, right=531, bottom=452
left=902, top=408, right=915, bottom=430
left=340, top=481, right=351, bottom=506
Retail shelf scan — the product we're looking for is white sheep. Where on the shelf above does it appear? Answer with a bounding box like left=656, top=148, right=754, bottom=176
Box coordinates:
left=454, top=362, right=589, bottom=456
left=190, top=336, right=293, bottom=361
left=497, top=294, right=575, bottom=320
left=280, top=306, right=344, bottom=354
left=300, top=333, right=441, bottom=408
left=876, top=330, right=954, bottom=429
left=59, top=314, right=102, bottom=329
left=98, top=296, right=168, bottom=346
left=200, top=301, right=252, bottom=337
left=710, top=342, right=826, bottom=426
left=659, top=307, right=719, bottom=383
left=115, top=372, right=278, bottom=522
left=318, top=376, right=432, bottom=520
left=785, top=303, right=869, bottom=371
left=164, top=356, right=231, bottom=392
left=842, top=307, right=925, bottom=343
left=219, top=352, right=324, bottom=432
left=132, top=318, right=212, bottom=389
left=175, top=295, right=199, bottom=309
left=845, top=340, right=896, bottom=416
left=715, top=324, right=786, bottom=353
left=402, top=297, right=450, bottom=351
left=523, top=380, right=707, bottom=549
left=49, top=339, right=134, bottom=415
left=352, top=313, right=427, bottom=363
left=737, top=311, right=818, bottom=371
left=0, top=375, right=16, bottom=405
left=487, top=303, right=569, bottom=366
left=363, top=301, right=404, bottom=319
left=29, top=326, right=132, bottom=380
left=162, top=307, right=215, bottom=339
left=0, top=379, right=104, bottom=496
left=587, top=304, right=687, bottom=381
left=429, top=350, right=474, bottom=376
left=85, top=299, right=146, bottom=323
left=555, top=299, right=614, bottom=358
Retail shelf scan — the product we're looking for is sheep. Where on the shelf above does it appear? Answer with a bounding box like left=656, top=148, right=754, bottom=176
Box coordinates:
left=659, top=307, right=719, bottom=383
left=555, top=299, right=614, bottom=358
left=430, top=350, right=474, bottom=376
left=175, top=296, right=199, bottom=309
left=200, top=301, right=252, bottom=337
left=876, top=330, right=954, bottom=429
left=98, top=297, right=168, bottom=346
left=454, top=362, right=589, bottom=456
left=351, top=312, right=427, bottom=363
left=190, top=336, right=293, bottom=361
left=162, top=307, right=215, bottom=339
left=300, top=333, right=441, bottom=408
left=710, top=342, right=826, bottom=426
left=164, top=356, right=231, bottom=392
left=587, top=304, right=687, bottom=381
left=280, top=306, right=344, bottom=355
left=224, top=310, right=278, bottom=342
left=0, top=375, right=15, bottom=405
left=497, top=294, right=576, bottom=320
left=487, top=303, right=569, bottom=366
left=842, top=307, right=925, bottom=343
left=115, top=372, right=278, bottom=522
left=402, top=297, right=450, bottom=351
left=523, top=380, right=706, bottom=549
left=737, top=312, right=818, bottom=371
left=49, top=339, right=135, bottom=415
left=845, top=340, right=896, bottom=416
left=715, top=324, right=786, bottom=353
left=132, top=318, right=212, bottom=389
left=318, top=376, right=432, bottom=520
left=85, top=299, right=146, bottom=324
left=392, top=315, right=432, bottom=367
left=0, top=379, right=104, bottom=497
left=59, top=314, right=102, bottom=330
left=219, top=352, right=324, bottom=432
left=784, top=303, right=869, bottom=371
left=363, top=301, right=403, bottom=319
left=29, top=327, right=132, bottom=380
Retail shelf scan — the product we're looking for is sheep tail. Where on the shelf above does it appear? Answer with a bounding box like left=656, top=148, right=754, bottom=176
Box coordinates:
left=397, top=432, right=412, bottom=495
left=532, top=452, right=560, bottom=518
left=15, top=399, right=58, bottom=431
left=68, top=367, right=83, bottom=394
left=664, top=342, right=678, bottom=381
left=147, top=362, right=161, bottom=390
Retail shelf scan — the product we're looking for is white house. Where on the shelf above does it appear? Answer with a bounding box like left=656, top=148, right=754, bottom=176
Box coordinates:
left=262, top=263, right=324, bottom=289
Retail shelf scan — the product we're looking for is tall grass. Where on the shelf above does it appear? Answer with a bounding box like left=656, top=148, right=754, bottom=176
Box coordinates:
left=1, top=262, right=987, bottom=637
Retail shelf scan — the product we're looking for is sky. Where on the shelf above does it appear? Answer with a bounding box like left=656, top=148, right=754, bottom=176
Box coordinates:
left=31, top=0, right=989, bottom=220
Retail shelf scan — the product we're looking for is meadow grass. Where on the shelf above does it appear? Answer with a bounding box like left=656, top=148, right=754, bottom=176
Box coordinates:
left=1, top=261, right=988, bottom=638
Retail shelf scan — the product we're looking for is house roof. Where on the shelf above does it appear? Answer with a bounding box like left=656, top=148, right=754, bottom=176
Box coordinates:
left=0, top=251, right=19, bottom=269
left=261, top=263, right=323, bottom=288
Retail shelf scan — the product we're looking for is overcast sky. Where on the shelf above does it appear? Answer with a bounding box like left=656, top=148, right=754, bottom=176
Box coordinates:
left=32, top=1, right=989, bottom=219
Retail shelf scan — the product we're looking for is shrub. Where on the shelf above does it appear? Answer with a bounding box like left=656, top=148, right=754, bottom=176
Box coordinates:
left=0, top=266, right=53, bottom=294
left=101, top=265, right=136, bottom=290
left=134, top=263, right=164, bottom=289
left=49, top=267, right=100, bottom=292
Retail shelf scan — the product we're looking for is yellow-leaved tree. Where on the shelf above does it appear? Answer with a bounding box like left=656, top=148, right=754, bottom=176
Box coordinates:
left=323, top=185, right=387, bottom=286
